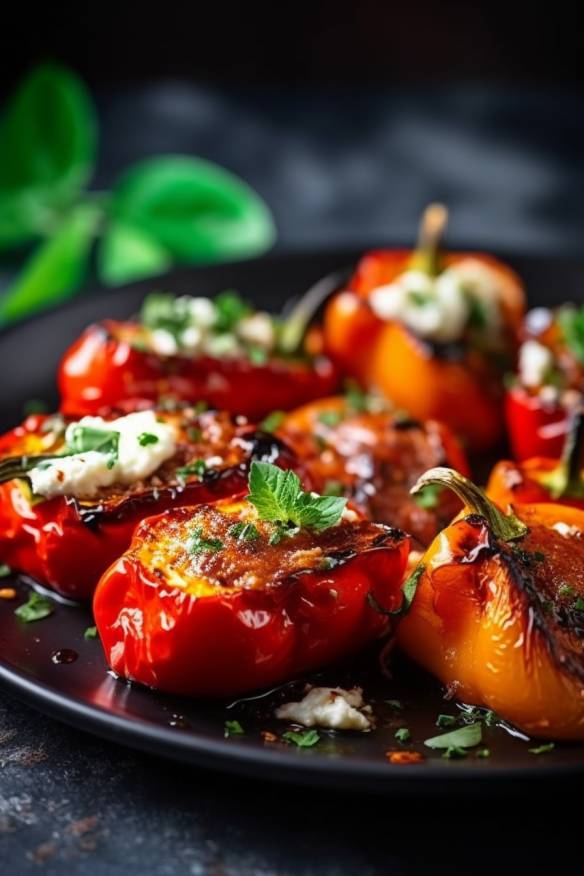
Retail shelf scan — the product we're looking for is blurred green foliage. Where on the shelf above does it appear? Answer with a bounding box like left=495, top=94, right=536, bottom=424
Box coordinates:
left=0, top=64, right=276, bottom=326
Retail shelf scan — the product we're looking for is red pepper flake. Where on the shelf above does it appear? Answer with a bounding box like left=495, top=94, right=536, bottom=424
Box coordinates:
left=0, top=588, right=16, bottom=600
left=260, top=730, right=278, bottom=744
left=386, top=750, right=425, bottom=765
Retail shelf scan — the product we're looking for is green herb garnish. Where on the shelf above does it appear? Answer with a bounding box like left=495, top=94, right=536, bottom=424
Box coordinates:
left=138, top=432, right=159, bottom=446
left=528, top=742, right=555, bottom=755
left=259, top=411, right=285, bottom=433
left=344, top=380, right=370, bottom=414
left=395, top=727, right=411, bottom=743
left=189, top=526, right=224, bottom=555
left=413, top=484, right=441, bottom=510
left=442, top=746, right=469, bottom=760
left=84, top=625, right=98, bottom=640
left=558, top=583, right=575, bottom=599
left=574, top=597, right=584, bottom=612
left=214, top=290, right=250, bottom=333
left=424, top=722, right=482, bottom=751
left=282, top=729, right=320, bottom=748
left=248, top=346, right=268, bottom=365
left=66, top=425, right=120, bottom=468
left=247, top=461, right=346, bottom=532
left=224, top=720, right=245, bottom=737
left=558, top=305, right=584, bottom=364
left=228, top=522, right=260, bottom=542
left=15, top=591, right=54, bottom=623
left=176, top=459, right=207, bottom=481
left=317, top=410, right=343, bottom=428
left=140, top=292, right=191, bottom=338
left=436, top=714, right=457, bottom=728
left=0, top=564, right=11, bottom=578
left=186, top=426, right=203, bottom=442
left=477, top=748, right=491, bottom=759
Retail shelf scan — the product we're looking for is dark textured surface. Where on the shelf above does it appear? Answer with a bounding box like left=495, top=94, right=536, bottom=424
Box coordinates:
left=2, top=83, right=584, bottom=873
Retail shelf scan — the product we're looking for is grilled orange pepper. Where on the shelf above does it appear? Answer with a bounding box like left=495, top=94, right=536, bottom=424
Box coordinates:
left=323, top=206, right=525, bottom=450
left=398, top=467, right=584, bottom=740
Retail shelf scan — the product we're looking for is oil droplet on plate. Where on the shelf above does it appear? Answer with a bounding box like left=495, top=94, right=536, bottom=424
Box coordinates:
left=51, top=648, right=78, bottom=665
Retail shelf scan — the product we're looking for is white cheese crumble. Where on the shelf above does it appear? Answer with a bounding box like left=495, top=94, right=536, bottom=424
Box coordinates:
left=29, top=411, right=177, bottom=500
left=275, top=686, right=372, bottom=731
left=368, top=259, right=502, bottom=344
left=552, top=522, right=582, bottom=538
left=518, top=340, right=554, bottom=388
left=236, top=312, right=276, bottom=349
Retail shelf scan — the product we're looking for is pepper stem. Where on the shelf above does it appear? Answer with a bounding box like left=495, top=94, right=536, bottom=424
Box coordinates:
left=0, top=454, right=59, bottom=485
left=410, top=203, right=448, bottom=277
left=539, top=407, right=584, bottom=499
left=279, top=268, right=350, bottom=355
left=411, top=467, right=528, bottom=542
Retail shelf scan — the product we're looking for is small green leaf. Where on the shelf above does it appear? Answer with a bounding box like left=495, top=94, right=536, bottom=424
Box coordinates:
left=138, top=432, right=159, bottom=447
left=228, top=522, right=260, bottom=542
left=477, top=748, right=491, bottom=759
left=413, top=484, right=441, bottom=510
left=214, top=290, right=250, bottom=332
left=318, top=410, right=343, bottom=427
left=259, top=411, right=285, bottom=433
left=109, top=156, right=275, bottom=264
left=189, top=525, right=224, bottom=554
left=224, top=720, right=245, bottom=737
left=424, top=722, right=482, bottom=751
left=98, top=221, right=171, bottom=286
left=15, top=591, right=54, bottom=623
left=282, top=729, right=320, bottom=748
left=442, top=746, right=469, bottom=760
left=0, top=205, right=100, bottom=325
left=84, top=625, right=98, bottom=640
left=0, top=564, right=12, bottom=578
left=436, top=714, right=457, bottom=728
left=395, top=727, right=411, bottom=743
left=176, top=459, right=207, bottom=481
left=574, top=597, right=584, bottom=612
left=0, top=63, right=97, bottom=250
left=528, top=742, right=555, bottom=755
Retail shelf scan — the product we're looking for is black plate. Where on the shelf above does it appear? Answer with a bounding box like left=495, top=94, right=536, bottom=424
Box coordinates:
left=1, top=248, right=584, bottom=794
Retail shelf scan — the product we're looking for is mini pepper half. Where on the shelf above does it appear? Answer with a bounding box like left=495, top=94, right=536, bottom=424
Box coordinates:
left=398, top=466, right=584, bottom=740
left=0, top=407, right=299, bottom=599
left=323, top=205, right=525, bottom=450
left=93, top=461, right=411, bottom=697
left=59, top=290, right=338, bottom=419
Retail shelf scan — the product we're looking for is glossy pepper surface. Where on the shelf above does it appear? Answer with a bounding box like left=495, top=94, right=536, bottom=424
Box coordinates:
left=93, top=498, right=410, bottom=697
left=398, top=467, right=584, bottom=740
left=323, top=206, right=525, bottom=450
left=58, top=319, right=339, bottom=419
left=0, top=409, right=298, bottom=599
left=277, top=393, right=469, bottom=548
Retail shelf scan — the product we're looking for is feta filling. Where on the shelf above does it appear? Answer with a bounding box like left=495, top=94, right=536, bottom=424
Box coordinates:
left=518, top=340, right=554, bottom=389
left=368, top=259, right=501, bottom=344
left=275, top=686, right=372, bottom=731
left=552, top=522, right=581, bottom=538
left=29, top=411, right=177, bottom=500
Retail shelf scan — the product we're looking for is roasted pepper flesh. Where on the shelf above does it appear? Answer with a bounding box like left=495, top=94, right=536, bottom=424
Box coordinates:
left=93, top=499, right=410, bottom=697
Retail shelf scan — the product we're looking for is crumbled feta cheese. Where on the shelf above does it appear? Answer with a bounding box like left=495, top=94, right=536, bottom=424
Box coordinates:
left=180, top=325, right=204, bottom=353
left=236, top=312, right=276, bottom=349
left=29, top=411, right=177, bottom=500
left=150, top=328, right=179, bottom=357
left=553, top=522, right=581, bottom=538
left=519, top=340, right=554, bottom=388
left=184, top=296, right=217, bottom=329
left=275, top=686, right=372, bottom=731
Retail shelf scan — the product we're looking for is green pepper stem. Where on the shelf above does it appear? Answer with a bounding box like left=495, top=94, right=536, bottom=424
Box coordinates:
left=539, top=407, right=584, bottom=499
left=0, top=454, right=60, bottom=485
left=279, top=268, right=350, bottom=355
left=411, top=467, right=528, bottom=542
left=410, top=203, right=448, bottom=277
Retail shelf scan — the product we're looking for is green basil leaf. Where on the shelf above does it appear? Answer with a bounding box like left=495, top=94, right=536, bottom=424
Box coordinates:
left=109, top=156, right=275, bottom=263
left=98, top=221, right=171, bottom=286
left=0, top=64, right=97, bottom=249
left=0, top=205, right=100, bottom=325
left=15, top=591, right=54, bottom=623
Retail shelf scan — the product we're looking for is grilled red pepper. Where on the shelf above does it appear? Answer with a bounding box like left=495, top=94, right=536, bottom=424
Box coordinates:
left=323, top=205, right=525, bottom=450
left=58, top=291, right=338, bottom=418
left=93, top=468, right=411, bottom=697
left=0, top=409, right=298, bottom=600
left=277, top=393, right=469, bottom=548
left=398, top=467, right=584, bottom=740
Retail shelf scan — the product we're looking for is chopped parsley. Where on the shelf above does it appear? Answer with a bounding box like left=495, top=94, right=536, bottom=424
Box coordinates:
left=84, top=625, right=98, bottom=640
left=317, top=410, right=344, bottom=428
left=66, top=425, right=120, bottom=469
left=246, top=461, right=346, bottom=532
left=282, top=729, right=320, bottom=748
left=15, top=591, right=54, bottom=623
left=528, top=742, right=555, bottom=755
left=188, top=526, right=224, bottom=555
left=483, top=710, right=499, bottom=727
left=574, top=597, right=584, bottom=612
left=259, top=411, right=285, bottom=433
left=344, top=380, right=371, bottom=414
left=394, top=727, right=411, bottom=743
left=248, top=346, right=268, bottom=365
left=0, top=564, right=11, bottom=578
left=140, top=292, right=191, bottom=338
left=424, top=722, right=482, bottom=751
left=214, top=290, right=250, bottom=333
left=224, top=720, right=245, bottom=737
left=558, top=583, right=575, bottom=599
left=436, top=714, right=457, bottom=728
left=176, top=459, right=207, bottom=481
left=442, top=746, right=469, bottom=760
left=477, top=748, right=491, bottom=759
left=228, top=522, right=260, bottom=542
left=138, top=432, right=159, bottom=447
left=413, top=484, right=441, bottom=510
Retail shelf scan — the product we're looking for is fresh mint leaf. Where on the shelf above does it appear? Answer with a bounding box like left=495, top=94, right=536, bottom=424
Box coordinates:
left=140, top=291, right=192, bottom=338
left=108, top=156, right=275, bottom=264
left=98, top=221, right=171, bottom=286
left=574, top=597, right=584, bottom=612
left=15, top=591, right=54, bottom=623
left=247, top=461, right=346, bottom=532
left=282, top=729, right=320, bottom=748
left=424, top=722, right=482, bottom=751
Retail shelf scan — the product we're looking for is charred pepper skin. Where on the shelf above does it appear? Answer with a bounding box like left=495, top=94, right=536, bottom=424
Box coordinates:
left=398, top=468, right=584, bottom=740
left=93, top=500, right=410, bottom=698
left=0, top=412, right=300, bottom=600
left=58, top=320, right=339, bottom=419
left=323, top=250, right=524, bottom=451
